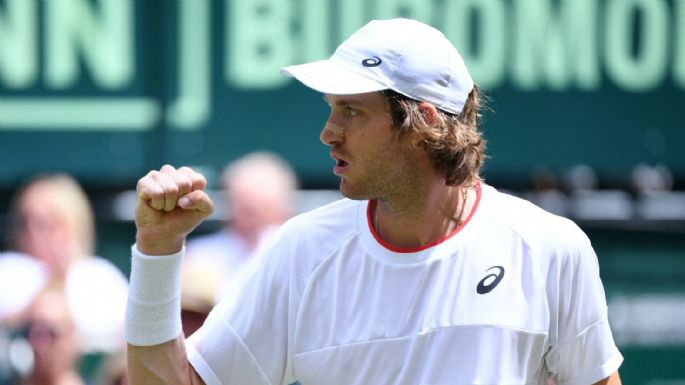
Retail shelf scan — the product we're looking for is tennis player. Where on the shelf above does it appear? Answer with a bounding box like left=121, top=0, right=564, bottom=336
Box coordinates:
left=126, top=18, right=623, bottom=385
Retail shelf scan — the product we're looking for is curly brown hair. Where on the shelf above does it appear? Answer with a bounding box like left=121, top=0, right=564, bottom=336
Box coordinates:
left=382, top=86, right=487, bottom=187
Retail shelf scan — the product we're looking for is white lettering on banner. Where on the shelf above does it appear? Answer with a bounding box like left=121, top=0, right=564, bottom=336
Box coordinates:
left=512, top=0, right=600, bottom=91
left=301, top=0, right=330, bottom=63
left=45, top=0, right=133, bottom=89
left=0, top=98, right=160, bottom=130
left=0, top=0, right=37, bottom=88
left=0, top=0, right=154, bottom=131
left=225, top=0, right=681, bottom=91
left=299, top=0, right=367, bottom=60
left=167, top=0, right=210, bottom=129
left=605, top=0, right=669, bottom=92
left=674, top=0, right=685, bottom=87
left=336, top=0, right=365, bottom=41
left=226, top=0, right=293, bottom=88
left=374, top=0, right=432, bottom=22
left=1, top=0, right=684, bottom=131
left=443, top=0, right=507, bottom=87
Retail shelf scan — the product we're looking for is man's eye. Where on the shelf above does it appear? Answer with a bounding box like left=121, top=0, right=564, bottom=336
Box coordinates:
left=346, top=107, right=358, bottom=116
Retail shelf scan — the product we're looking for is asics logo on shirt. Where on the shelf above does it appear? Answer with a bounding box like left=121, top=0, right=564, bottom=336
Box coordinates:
left=361, top=56, right=382, bottom=67
left=476, top=266, right=505, bottom=294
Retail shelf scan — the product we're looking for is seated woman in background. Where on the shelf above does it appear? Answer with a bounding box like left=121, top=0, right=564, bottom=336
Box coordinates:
left=0, top=173, right=128, bottom=354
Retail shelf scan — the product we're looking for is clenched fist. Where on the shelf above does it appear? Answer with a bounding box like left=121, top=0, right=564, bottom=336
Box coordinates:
left=135, top=165, right=214, bottom=255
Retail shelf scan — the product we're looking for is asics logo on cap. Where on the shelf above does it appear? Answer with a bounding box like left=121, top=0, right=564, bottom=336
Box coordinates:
left=361, top=56, right=382, bottom=67
left=476, top=266, right=505, bottom=294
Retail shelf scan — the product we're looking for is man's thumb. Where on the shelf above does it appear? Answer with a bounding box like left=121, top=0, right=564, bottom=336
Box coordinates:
left=177, top=190, right=214, bottom=215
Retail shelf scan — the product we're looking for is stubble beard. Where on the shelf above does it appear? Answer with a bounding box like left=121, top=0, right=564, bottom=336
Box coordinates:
left=338, top=150, right=417, bottom=204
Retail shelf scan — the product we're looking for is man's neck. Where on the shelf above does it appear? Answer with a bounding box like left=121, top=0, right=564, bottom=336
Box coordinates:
left=374, top=182, right=476, bottom=250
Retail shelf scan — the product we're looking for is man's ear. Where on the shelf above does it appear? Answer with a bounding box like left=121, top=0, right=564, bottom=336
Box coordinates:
left=419, top=102, right=439, bottom=124
left=410, top=102, right=439, bottom=147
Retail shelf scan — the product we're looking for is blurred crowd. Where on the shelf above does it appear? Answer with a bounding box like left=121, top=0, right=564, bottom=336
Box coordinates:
left=0, top=151, right=297, bottom=385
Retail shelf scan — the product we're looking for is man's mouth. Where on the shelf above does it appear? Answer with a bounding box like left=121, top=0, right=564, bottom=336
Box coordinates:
left=332, top=154, right=349, bottom=175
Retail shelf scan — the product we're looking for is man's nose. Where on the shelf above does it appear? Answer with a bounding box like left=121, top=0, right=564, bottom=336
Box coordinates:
left=319, top=121, right=345, bottom=146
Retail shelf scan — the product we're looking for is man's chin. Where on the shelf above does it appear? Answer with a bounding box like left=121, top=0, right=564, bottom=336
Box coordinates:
left=338, top=181, right=368, bottom=201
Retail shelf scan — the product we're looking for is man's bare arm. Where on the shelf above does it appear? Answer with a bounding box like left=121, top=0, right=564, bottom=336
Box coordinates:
left=128, top=337, right=206, bottom=385
left=126, top=165, right=214, bottom=385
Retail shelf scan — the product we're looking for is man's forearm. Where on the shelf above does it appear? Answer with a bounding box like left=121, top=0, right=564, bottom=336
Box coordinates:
left=128, top=336, right=206, bottom=385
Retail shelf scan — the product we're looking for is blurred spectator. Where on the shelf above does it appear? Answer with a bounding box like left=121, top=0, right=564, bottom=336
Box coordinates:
left=0, top=174, right=128, bottom=353
left=12, top=280, right=84, bottom=385
left=8, top=173, right=95, bottom=276
left=184, top=152, right=298, bottom=305
left=563, top=164, right=598, bottom=192
left=631, top=163, right=674, bottom=193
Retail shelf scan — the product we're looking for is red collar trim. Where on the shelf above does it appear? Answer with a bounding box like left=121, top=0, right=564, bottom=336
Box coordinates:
left=366, top=182, right=482, bottom=253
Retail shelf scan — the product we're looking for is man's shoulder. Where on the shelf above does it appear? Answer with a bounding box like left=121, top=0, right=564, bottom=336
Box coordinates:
left=479, top=184, right=590, bottom=253
left=241, top=199, right=365, bottom=286
left=264, top=198, right=364, bottom=257
left=273, top=198, right=362, bottom=252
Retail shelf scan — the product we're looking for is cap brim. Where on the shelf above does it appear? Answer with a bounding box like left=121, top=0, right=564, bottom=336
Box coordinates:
left=281, top=59, right=388, bottom=95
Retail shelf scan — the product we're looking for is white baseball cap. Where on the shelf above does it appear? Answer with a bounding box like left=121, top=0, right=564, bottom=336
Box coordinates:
left=281, top=18, right=474, bottom=115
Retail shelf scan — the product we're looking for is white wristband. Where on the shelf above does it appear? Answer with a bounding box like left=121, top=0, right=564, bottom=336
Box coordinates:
left=125, top=244, right=184, bottom=346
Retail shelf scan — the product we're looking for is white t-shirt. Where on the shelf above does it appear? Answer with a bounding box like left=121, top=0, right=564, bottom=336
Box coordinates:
left=186, top=184, right=623, bottom=385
